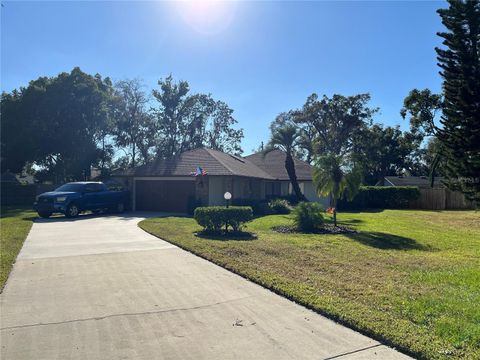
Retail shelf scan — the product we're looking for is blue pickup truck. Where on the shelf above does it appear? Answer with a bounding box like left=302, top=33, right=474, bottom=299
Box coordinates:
left=33, top=182, right=130, bottom=218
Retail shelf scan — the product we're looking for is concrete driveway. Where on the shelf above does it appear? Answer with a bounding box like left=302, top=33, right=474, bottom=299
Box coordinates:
left=1, top=213, right=411, bottom=360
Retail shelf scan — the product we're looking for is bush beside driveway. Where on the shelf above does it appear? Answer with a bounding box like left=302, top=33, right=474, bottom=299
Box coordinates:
left=139, top=210, right=480, bottom=360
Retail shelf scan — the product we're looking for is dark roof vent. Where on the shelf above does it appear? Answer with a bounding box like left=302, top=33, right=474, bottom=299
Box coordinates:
left=229, top=154, right=245, bottom=163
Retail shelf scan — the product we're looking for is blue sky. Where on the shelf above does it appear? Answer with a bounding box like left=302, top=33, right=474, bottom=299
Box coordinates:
left=1, top=1, right=445, bottom=154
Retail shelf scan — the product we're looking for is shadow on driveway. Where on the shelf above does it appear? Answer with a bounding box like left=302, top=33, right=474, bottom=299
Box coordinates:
left=34, top=211, right=187, bottom=223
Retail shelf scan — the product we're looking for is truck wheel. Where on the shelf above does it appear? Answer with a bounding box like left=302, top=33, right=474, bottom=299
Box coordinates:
left=65, top=204, right=80, bottom=218
left=116, top=202, right=125, bottom=213
left=38, top=211, right=52, bottom=219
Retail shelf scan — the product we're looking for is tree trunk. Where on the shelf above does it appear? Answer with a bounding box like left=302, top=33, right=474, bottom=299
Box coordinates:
left=101, top=136, right=106, bottom=172
left=332, top=197, right=337, bottom=227
left=132, top=141, right=136, bottom=168
left=285, top=152, right=307, bottom=202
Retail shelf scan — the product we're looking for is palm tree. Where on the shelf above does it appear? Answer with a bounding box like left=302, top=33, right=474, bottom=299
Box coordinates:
left=313, top=154, right=361, bottom=226
left=266, top=125, right=307, bottom=202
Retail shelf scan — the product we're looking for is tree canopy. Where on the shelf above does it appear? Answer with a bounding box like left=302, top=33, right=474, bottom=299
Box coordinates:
left=1, top=71, right=244, bottom=181
left=152, top=75, right=243, bottom=159
left=294, top=93, right=378, bottom=156
left=1, top=67, right=113, bottom=181
left=435, top=0, right=480, bottom=202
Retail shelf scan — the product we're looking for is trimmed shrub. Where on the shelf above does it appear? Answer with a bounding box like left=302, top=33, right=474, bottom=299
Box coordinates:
left=337, top=186, right=420, bottom=210
left=268, top=199, right=291, bottom=214
left=194, top=206, right=253, bottom=233
left=292, top=202, right=325, bottom=232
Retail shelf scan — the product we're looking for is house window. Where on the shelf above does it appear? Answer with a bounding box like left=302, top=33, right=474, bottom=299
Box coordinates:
left=265, top=182, right=281, bottom=196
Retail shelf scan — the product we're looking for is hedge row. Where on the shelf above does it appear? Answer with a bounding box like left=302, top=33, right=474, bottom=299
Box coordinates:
left=232, top=196, right=296, bottom=215
left=194, top=206, right=253, bottom=232
left=337, top=186, right=420, bottom=210
left=1, top=184, right=37, bottom=206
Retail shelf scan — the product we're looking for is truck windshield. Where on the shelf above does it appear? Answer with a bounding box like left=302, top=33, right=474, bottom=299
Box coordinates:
left=55, top=184, right=85, bottom=192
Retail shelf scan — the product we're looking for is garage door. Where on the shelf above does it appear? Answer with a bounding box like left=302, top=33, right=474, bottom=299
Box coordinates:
left=135, top=180, right=196, bottom=212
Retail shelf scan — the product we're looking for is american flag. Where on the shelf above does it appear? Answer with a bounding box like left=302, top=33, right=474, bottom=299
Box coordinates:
left=191, top=167, right=208, bottom=176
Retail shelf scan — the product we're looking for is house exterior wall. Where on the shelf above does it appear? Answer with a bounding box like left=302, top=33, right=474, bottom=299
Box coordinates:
left=284, top=180, right=329, bottom=207
left=195, top=175, right=209, bottom=206
left=303, top=181, right=329, bottom=207
left=280, top=181, right=290, bottom=196
left=233, top=177, right=263, bottom=199
left=113, top=175, right=329, bottom=211
left=208, top=176, right=226, bottom=206
left=208, top=176, right=264, bottom=205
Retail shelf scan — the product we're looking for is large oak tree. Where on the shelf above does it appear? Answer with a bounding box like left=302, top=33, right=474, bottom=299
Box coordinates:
left=1, top=67, right=113, bottom=181
left=152, top=75, right=243, bottom=158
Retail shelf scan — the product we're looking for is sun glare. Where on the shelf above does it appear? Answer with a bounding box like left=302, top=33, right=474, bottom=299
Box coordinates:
left=174, top=1, right=237, bottom=35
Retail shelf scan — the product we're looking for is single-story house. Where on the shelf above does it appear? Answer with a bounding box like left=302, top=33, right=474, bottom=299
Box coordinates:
left=113, top=148, right=328, bottom=212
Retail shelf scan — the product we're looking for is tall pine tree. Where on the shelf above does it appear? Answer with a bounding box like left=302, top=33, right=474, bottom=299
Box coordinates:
left=435, top=0, right=480, bottom=203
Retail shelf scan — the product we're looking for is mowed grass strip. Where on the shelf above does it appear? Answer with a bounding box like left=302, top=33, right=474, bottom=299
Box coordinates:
left=139, top=210, right=480, bottom=360
left=0, top=207, right=35, bottom=290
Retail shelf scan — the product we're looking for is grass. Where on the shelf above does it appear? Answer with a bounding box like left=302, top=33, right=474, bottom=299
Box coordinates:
left=139, top=210, right=480, bottom=360
left=0, top=207, right=35, bottom=290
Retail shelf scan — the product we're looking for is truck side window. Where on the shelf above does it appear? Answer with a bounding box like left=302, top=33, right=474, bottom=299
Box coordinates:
left=94, top=183, right=106, bottom=192
left=84, top=184, right=98, bottom=193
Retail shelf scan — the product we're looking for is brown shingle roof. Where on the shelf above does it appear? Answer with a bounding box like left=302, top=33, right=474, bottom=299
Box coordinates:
left=245, top=149, right=313, bottom=181
left=114, top=148, right=274, bottom=179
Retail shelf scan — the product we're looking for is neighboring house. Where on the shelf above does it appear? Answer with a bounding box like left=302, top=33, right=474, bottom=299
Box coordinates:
left=381, top=176, right=445, bottom=188
left=113, top=148, right=327, bottom=212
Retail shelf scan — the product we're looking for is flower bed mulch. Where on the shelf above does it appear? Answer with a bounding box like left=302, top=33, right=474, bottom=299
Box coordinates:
left=272, top=224, right=357, bottom=234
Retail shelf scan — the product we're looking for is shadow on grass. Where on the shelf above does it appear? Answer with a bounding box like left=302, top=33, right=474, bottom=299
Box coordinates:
left=1, top=207, right=36, bottom=221
left=338, top=219, right=364, bottom=225
left=194, top=231, right=257, bottom=241
left=339, top=208, right=386, bottom=213
left=345, top=231, right=433, bottom=251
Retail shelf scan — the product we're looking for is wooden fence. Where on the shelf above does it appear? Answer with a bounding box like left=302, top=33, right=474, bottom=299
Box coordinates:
left=410, top=188, right=475, bottom=210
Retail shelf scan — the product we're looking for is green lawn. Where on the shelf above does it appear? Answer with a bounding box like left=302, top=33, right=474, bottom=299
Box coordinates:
left=0, top=207, right=35, bottom=290
left=140, top=210, right=480, bottom=360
